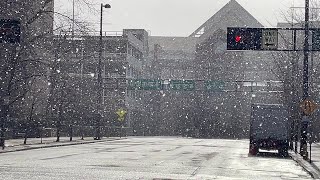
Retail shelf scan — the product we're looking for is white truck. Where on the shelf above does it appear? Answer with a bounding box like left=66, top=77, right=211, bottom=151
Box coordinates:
left=249, top=104, right=289, bottom=156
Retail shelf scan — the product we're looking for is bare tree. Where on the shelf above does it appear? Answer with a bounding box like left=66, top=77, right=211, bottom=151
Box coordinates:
left=20, top=81, right=45, bottom=145
left=0, top=0, right=98, bottom=147
left=266, top=3, right=320, bottom=147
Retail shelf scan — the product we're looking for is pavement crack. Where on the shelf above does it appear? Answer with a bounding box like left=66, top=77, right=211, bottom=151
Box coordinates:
left=40, top=153, right=82, bottom=160
left=191, top=166, right=202, bottom=176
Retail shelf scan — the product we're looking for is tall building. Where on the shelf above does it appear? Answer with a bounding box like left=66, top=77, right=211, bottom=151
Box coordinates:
left=144, top=0, right=284, bottom=138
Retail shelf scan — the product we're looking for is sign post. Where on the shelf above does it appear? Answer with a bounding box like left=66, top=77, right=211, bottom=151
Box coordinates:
left=301, top=0, right=310, bottom=159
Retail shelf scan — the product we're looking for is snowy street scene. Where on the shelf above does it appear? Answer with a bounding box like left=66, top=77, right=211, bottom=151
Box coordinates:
left=1, top=0, right=320, bottom=179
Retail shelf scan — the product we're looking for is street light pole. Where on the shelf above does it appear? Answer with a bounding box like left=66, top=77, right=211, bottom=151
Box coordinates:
left=95, top=3, right=111, bottom=140
left=300, top=0, right=310, bottom=159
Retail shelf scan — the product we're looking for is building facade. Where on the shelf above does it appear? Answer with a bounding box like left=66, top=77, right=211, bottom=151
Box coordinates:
left=49, top=29, right=149, bottom=136
left=143, top=0, right=285, bottom=138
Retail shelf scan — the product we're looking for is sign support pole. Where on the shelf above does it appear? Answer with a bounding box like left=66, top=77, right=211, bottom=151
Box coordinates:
left=300, top=0, right=310, bottom=159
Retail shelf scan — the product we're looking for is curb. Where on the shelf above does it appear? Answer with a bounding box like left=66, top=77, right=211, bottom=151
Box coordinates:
left=289, top=151, right=320, bottom=179
left=0, top=137, right=125, bottom=154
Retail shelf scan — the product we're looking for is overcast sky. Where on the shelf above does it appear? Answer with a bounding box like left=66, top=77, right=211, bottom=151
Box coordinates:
left=55, top=0, right=308, bottom=37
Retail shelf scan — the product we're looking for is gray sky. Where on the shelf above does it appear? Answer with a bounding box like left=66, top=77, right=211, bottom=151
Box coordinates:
left=55, top=0, right=307, bottom=37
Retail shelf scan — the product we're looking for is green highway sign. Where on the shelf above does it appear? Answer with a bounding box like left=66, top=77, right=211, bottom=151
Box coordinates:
left=128, top=79, right=162, bottom=90
left=141, top=79, right=162, bottom=90
left=128, top=79, right=141, bottom=90
left=127, top=79, right=282, bottom=92
left=170, top=80, right=195, bottom=91
left=205, top=81, right=225, bottom=91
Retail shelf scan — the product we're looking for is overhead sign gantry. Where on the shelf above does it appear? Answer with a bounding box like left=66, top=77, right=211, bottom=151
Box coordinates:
left=226, top=21, right=320, bottom=159
left=227, top=27, right=320, bottom=52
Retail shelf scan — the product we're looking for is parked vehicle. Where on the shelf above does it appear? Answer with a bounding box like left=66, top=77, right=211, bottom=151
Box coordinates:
left=249, top=104, right=289, bottom=156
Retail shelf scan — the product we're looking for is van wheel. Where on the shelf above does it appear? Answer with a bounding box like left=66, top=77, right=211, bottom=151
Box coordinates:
left=249, top=144, right=259, bottom=155
left=279, top=147, right=288, bottom=157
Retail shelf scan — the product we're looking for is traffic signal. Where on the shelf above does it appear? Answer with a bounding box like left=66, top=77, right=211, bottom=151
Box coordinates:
left=227, top=27, right=262, bottom=50
left=235, top=35, right=242, bottom=43
left=0, top=19, right=21, bottom=44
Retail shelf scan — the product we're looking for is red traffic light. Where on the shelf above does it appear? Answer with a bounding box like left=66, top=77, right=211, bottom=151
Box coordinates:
left=227, top=27, right=262, bottom=50
left=235, top=35, right=242, bottom=43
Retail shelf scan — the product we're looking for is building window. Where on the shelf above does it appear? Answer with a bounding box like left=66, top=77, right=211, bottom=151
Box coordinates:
left=161, top=69, right=171, bottom=79
left=105, top=40, right=127, bottom=53
left=173, top=69, right=183, bottom=79
left=185, top=69, right=194, bottom=79
left=128, top=44, right=142, bottom=60
left=243, top=82, right=268, bottom=87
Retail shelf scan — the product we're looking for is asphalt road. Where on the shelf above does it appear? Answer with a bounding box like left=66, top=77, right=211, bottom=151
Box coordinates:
left=0, top=137, right=312, bottom=180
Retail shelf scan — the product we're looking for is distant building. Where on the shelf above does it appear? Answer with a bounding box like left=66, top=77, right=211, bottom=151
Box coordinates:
left=144, top=0, right=284, bottom=138
left=0, top=0, right=293, bottom=139
left=51, top=29, right=149, bottom=135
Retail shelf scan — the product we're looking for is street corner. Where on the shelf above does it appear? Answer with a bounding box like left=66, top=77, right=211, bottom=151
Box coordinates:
left=289, top=151, right=320, bottom=179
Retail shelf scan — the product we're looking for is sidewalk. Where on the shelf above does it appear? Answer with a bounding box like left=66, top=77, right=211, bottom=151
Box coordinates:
left=0, top=136, right=123, bottom=153
left=290, top=143, right=320, bottom=179
left=310, top=143, right=320, bottom=178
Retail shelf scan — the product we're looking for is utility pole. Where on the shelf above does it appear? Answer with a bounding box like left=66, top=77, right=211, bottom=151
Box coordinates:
left=95, top=3, right=111, bottom=140
left=95, top=4, right=104, bottom=140
left=300, top=0, right=310, bottom=159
